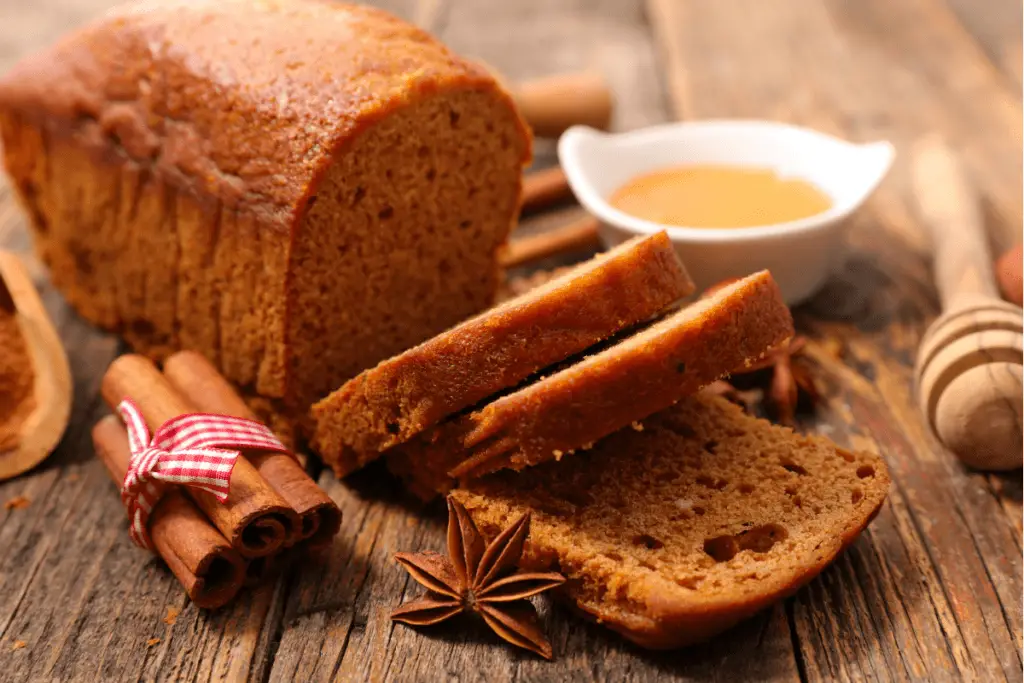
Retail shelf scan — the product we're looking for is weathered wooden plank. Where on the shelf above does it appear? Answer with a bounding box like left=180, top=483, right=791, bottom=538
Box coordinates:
left=824, top=0, right=1023, bottom=254
left=940, top=0, right=1023, bottom=92
left=0, top=0, right=121, bottom=73
left=648, top=1, right=1022, bottom=682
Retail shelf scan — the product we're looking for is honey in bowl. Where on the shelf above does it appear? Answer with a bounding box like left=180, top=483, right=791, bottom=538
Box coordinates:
left=609, top=165, right=832, bottom=229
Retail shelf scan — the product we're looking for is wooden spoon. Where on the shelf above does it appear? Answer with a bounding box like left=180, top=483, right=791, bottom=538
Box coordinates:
left=0, top=251, right=72, bottom=480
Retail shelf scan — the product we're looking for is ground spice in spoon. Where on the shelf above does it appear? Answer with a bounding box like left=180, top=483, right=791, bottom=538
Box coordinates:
left=0, top=281, right=34, bottom=452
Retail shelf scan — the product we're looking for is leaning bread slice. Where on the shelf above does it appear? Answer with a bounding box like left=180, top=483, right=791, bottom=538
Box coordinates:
left=451, top=393, right=890, bottom=649
left=313, top=231, right=693, bottom=476
left=388, top=270, right=792, bottom=495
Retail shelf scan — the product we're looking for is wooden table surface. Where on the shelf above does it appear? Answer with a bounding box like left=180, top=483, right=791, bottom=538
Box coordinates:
left=0, top=0, right=1021, bottom=681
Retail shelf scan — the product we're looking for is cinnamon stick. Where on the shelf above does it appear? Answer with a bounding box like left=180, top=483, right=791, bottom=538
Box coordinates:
left=101, top=354, right=300, bottom=558
left=92, top=415, right=246, bottom=608
left=511, top=70, right=614, bottom=138
left=163, top=351, right=341, bottom=551
left=501, top=216, right=602, bottom=269
left=521, top=167, right=572, bottom=215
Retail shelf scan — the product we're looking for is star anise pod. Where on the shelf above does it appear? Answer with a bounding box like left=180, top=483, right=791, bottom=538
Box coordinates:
left=390, top=496, right=565, bottom=659
left=703, top=379, right=763, bottom=413
left=739, top=336, right=823, bottom=424
left=701, top=279, right=823, bottom=425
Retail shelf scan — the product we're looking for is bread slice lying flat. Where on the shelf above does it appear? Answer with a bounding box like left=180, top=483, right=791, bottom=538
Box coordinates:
left=387, top=270, right=793, bottom=497
left=313, top=231, right=693, bottom=476
left=451, top=393, right=889, bottom=649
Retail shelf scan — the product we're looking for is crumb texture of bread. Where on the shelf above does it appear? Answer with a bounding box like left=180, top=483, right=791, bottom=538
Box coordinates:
left=313, top=231, right=694, bottom=475
left=452, top=393, right=890, bottom=649
left=0, top=0, right=530, bottom=427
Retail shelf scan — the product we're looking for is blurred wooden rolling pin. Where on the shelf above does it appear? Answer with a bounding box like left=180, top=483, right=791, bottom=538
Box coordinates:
left=910, top=138, right=1023, bottom=471
left=489, top=68, right=614, bottom=138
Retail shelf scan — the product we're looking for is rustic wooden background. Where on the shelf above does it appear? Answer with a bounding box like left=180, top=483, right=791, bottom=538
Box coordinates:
left=0, top=0, right=1021, bottom=681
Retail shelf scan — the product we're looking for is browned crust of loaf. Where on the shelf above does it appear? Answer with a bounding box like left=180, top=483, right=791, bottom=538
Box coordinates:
left=313, top=231, right=693, bottom=475
left=0, top=0, right=530, bottom=233
left=447, top=271, right=793, bottom=479
left=576, top=457, right=888, bottom=649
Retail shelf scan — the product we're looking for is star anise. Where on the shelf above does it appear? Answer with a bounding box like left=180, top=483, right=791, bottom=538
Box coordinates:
left=390, top=496, right=565, bottom=659
left=703, top=380, right=763, bottom=413
left=701, top=279, right=823, bottom=426
left=741, top=335, right=822, bottom=426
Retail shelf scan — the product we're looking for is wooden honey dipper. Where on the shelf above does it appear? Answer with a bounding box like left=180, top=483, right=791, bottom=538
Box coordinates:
left=910, top=138, right=1023, bottom=471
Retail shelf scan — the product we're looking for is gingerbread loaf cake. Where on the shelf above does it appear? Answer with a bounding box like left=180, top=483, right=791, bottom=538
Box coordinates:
left=452, top=392, right=890, bottom=649
left=313, top=231, right=694, bottom=476
left=0, top=0, right=531, bottom=426
left=388, top=270, right=792, bottom=497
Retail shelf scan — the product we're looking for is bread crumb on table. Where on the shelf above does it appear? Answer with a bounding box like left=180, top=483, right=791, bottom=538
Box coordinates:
left=11, top=640, right=25, bottom=651
left=163, top=607, right=179, bottom=626
left=3, top=496, right=30, bottom=510
left=146, top=638, right=161, bottom=647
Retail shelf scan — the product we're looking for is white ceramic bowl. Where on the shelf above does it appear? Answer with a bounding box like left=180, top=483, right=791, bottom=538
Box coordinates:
left=557, top=120, right=895, bottom=304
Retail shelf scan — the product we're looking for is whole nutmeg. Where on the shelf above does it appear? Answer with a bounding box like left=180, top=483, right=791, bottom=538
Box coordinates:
left=996, top=244, right=1023, bottom=306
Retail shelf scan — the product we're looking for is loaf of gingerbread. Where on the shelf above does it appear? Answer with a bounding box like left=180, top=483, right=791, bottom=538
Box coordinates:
left=0, top=0, right=532, bottom=423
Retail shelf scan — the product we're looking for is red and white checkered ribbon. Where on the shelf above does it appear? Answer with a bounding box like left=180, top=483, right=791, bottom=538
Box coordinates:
left=117, top=398, right=289, bottom=550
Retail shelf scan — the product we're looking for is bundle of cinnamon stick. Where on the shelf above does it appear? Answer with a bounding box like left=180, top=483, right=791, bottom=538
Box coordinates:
left=93, top=351, right=341, bottom=608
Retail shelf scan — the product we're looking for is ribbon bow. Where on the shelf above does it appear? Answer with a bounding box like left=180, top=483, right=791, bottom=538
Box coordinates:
left=117, top=399, right=289, bottom=549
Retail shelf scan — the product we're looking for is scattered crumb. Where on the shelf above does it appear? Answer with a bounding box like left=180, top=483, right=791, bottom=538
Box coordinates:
left=12, top=640, right=25, bottom=651
left=146, top=638, right=161, bottom=647
left=631, top=421, right=644, bottom=432
left=4, top=496, right=30, bottom=511
left=163, top=607, right=179, bottom=626
left=552, top=449, right=563, bottom=461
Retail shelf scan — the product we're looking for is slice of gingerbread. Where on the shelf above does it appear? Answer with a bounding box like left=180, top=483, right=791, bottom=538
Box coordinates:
left=388, top=270, right=792, bottom=497
left=451, top=392, right=890, bottom=649
left=314, top=231, right=694, bottom=476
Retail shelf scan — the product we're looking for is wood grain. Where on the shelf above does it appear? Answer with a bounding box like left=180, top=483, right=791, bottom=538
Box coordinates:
left=0, top=0, right=1020, bottom=681
left=649, top=1, right=1022, bottom=681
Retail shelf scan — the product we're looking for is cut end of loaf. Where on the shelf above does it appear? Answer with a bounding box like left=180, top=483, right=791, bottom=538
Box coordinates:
left=287, top=87, right=530, bottom=432
left=453, top=393, right=889, bottom=649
